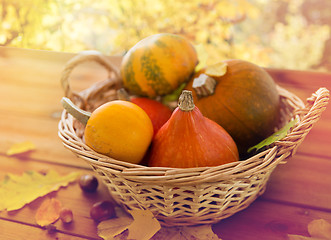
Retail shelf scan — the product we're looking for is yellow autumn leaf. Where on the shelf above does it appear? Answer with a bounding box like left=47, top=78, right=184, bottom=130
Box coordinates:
left=204, top=62, right=228, bottom=77
left=6, top=141, right=36, bottom=156
left=35, top=198, right=62, bottom=227
left=127, top=209, right=161, bottom=240
left=0, top=170, right=79, bottom=211
left=194, top=43, right=209, bottom=72
left=308, top=219, right=331, bottom=239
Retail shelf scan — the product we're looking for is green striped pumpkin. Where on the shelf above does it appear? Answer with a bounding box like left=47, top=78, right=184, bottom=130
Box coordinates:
left=120, top=33, right=198, bottom=98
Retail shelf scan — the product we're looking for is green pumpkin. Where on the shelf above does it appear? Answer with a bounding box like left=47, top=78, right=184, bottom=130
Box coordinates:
left=186, top=59, right=281, bottom=158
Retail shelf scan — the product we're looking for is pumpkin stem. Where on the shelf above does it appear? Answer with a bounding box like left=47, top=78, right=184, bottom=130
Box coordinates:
left=178, top=90, right=195, bottom=111
left=117, top=88, right=131, bottom=101
left=192, top=73, right=217, bottom=97
left=61, top=97, right=91, bottom=125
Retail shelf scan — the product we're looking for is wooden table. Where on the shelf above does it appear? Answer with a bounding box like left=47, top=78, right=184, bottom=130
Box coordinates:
left=0, top=47, right=330, bottom=240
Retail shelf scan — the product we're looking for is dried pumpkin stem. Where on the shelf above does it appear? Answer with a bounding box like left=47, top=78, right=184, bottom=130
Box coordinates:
left=192, top=73, right=217, bottom=97
left=61, top=97, right=91, bottom=125
left=178, top=90, right=195, bottom=111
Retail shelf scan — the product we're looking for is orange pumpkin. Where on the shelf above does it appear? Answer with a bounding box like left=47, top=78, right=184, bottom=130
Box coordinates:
left=62, top=98, right=153, bottom=164
left=148, top=90, right=239, bottom=168
left=186, top=59, right=280, bottom=158
left=120, top=33, right=198, bottom=98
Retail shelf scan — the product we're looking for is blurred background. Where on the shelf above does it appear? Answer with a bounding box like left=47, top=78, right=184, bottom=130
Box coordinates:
left=1, top=0, right=330, bottom=72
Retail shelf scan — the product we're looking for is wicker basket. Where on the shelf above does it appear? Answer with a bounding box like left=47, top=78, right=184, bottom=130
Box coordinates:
left=58, top=51, right=329, bottom=227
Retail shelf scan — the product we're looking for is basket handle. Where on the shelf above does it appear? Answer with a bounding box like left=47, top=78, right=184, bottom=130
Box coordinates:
left=276, top=87, right=329, bottom=156
left=60, top=50, right=121, bottom=108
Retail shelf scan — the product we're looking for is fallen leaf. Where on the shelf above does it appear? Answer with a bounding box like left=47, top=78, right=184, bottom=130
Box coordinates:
left=97, top=208, right=221, bottom=240
left=308, top=219, right=331, bottom=239
left=152, top=225, right=221, bottom=240
left=98, top=208, right=160, bottom=240
left=248, top=118, right=298, bottom=153
left=127, top=209, right=161, bottom=240
left=204, top=62, right=228, bottom=77
left=0, top=170, right=79, bottom=211
left=35, top=198, right=62, bottom=226
left=6, top=141, right=36, bottom=156
left=97, top=215, right=133, bottom=240
left=194, top=43, right=208, bottom=72
left=287, top=234, right=325, bottom=240
left=181, top=225, right=220, bottom=240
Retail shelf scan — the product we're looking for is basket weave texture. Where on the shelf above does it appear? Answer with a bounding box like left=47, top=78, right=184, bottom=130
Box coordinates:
left=58, top=51, right=330, bottom=226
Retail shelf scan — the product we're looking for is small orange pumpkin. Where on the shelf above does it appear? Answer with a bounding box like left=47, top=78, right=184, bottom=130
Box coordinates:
left=186, top=59, right=280, bottom=157
left=120, top=33, right=198, bottom=98
left=148, top=90, right=239, bottom=168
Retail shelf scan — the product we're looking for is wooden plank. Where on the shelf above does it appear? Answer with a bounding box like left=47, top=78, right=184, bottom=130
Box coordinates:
left=0, top=156, right=112, bottom=239
left=294, top=125, right=331, bottom=158
left=0, top=219, right=99, bottom=240
left=0, top=113, right=89, bottom=169
left=213, top=199, right=331, bottom=240
left=261, top=154, right=331, bottom=210
left=267, top=68, right=331, bottom=93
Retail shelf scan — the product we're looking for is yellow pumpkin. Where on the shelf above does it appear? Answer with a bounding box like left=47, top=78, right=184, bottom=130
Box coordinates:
left=120, top=33, right=198, bottom=98
left=84, top=100, right=153, bottom=164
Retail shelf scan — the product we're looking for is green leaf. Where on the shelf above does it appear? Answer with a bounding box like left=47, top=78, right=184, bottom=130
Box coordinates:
left=161, top=82, right=187, bottom=105
left=247, top=118, right=298, bottom=153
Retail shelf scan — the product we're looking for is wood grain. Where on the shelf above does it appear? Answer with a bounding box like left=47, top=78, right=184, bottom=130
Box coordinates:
left=0, top=219, right=98, bottom=240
